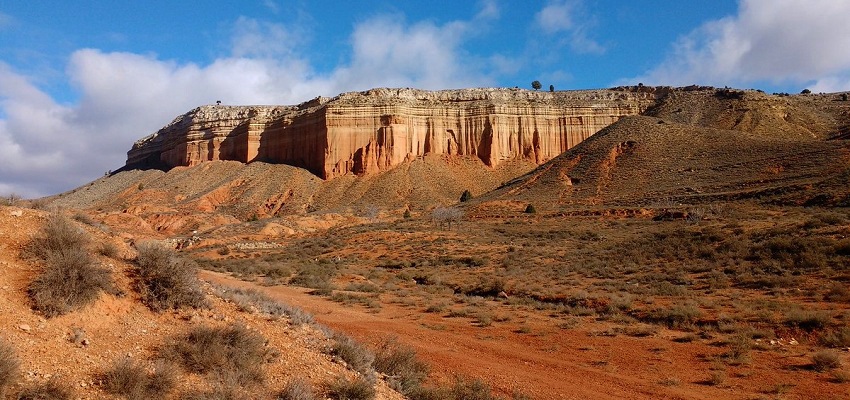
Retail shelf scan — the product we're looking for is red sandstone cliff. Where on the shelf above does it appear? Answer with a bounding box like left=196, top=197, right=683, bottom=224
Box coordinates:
left=127, top=88, right=657, bottom=178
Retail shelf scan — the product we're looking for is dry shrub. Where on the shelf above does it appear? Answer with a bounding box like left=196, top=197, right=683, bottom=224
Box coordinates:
left=327, top=376, right=375, bottom=400
left=373, top=338, right=429, bottom=395
left=29, top=214, right=88, bottom=259
left=407, top=377, right=499, bottom=400
left=28, top=214, right=114, bottom=317
left=163, top=324, right=270, bottom=386
left=446, top=378, right=497, bottom=400
left=212, top=286, right=314, bottom=325
left=17, top=377, right=73, bottom=400
left=0, top=194, right=20, bottom=206
left=97, top=241, right=120, bottom=258
left=812, top=350, right=842, bottom=372
left=183, top=385, right=245, bottom=400
left=27, top=198, right=50, bottom=211
left=784, top=310, right=830, bottom=331
left=135, top=241, right=205, bottom=311
left=723, top=333, right=752, bottom=365
left=330, top=333, right=375, bottom=380
left=71, top=213, right=95, bottom=226
left=0, top=339, right=19, bottom=398
left=278, top=376, right=315, bottom=400
left=103, top=358, right=177, bottom=399
left=820, top=326, right=850, bottom=348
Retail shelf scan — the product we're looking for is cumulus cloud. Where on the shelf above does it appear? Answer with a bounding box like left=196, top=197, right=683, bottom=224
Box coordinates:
left=0, top=10, right=497, bottom=197
left=633, top=0, right=850, bottom=91
left=534, top=0, right=604, bottom=54
left=331, top=16, right=492, bottom=91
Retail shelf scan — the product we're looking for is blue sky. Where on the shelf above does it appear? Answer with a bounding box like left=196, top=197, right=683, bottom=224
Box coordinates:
left=2, top=0, right=850, bottom=197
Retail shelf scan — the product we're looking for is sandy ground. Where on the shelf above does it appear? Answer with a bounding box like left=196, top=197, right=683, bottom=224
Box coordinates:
left=201, top=270, right=850, bottom=400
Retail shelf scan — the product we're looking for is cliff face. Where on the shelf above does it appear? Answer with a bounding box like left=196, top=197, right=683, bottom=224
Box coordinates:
left=127, top=88, right=657, bottom=178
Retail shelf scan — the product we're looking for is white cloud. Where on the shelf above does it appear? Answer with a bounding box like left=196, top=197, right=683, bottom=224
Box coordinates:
left=331, top=16, right=492, bottom=91
left=534, top=0, right=604, bottom=54
left=229, top=16, right=301, bottom=58
left=0, top=12, right=498, bottom=197
left=633, top=0, right=850, bottom=91
left=476, top=0, right=501, bottom=20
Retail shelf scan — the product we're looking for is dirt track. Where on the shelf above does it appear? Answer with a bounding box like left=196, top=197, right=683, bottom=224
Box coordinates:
left=200, top=270, right=816, bottom=400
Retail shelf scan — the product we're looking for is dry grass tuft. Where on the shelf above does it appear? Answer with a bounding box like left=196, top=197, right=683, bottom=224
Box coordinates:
left=0, top=339, right=19, bottom=398
left=212, top=285, right=314, bottom=325
left=327, top=375, right=375, bottom=400
left=373, top=338, right=429, bottom=395
left=329, top=333, right=375, bottom=380
left=135, top=241, right=205, bottom=311
left=812, top=350, right=842, bottom=372
left=28, top=214, right=115, bottom=317
left=103, top=358, right=177, bottom=400
left=16, top=377, right=74, bottom=400
left=162, top=324, right=271, bottom=386
left=278, top=376, right=316, bottom=400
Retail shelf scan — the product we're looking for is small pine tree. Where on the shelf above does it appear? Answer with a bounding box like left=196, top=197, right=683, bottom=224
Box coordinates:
left=531, top=80, right=542, bottom=90
left=549, top=84, right=554, bottom=92
left=403, top=209, right=412, bottom=219
left=460, top=190, right=473, bottom=203
left=801, top=88, right=811, bottom=94
left=524, top=204, right=536, bottom=214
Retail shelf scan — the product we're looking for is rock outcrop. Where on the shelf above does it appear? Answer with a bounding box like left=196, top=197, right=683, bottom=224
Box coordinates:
left=127, top=88, right=657, bottom=179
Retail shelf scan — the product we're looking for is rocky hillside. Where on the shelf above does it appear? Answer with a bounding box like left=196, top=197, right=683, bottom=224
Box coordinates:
left=126, top=88, right=656, bottom=178
left=0, top=206, right=405, bottom=399
left=477, top=88, right=850, bottom=211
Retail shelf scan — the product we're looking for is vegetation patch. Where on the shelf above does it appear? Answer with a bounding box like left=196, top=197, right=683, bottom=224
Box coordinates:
left=327, top=375, right=375, bottom=400
left=162, top=324, right=272, bottom=386
left=28, top=214, right=115, bottom=317
left=135, top=241, right=206, bottom=311
left=0, top=340, right=19, bottom=398
left=329, top=333, right=375, bottom=380
left=16, top=378, right=74, bottom=400
left=103, top=358, right=177, bottom=400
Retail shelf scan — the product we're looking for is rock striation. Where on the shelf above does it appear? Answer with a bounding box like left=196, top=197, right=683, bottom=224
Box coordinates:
left=127, top=88, right=657, bottom=179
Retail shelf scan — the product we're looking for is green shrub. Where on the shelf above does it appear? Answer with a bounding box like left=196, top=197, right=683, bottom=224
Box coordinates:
left=524, top=204, right=536, bottom=214
left=0, top=340, right=19, bottom=398
left=162, top=324, right=271, bottom=386
left=135, top=242, right=205, bottom=311
left=459, top=190, right=472, bottom=203
left=327, top=376, right=375, bottom=400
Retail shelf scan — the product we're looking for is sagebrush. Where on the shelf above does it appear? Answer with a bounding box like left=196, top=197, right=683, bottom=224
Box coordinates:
left=135, top=241, right=205, bottom=311
left=28, top=214, right=115, bottom=317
